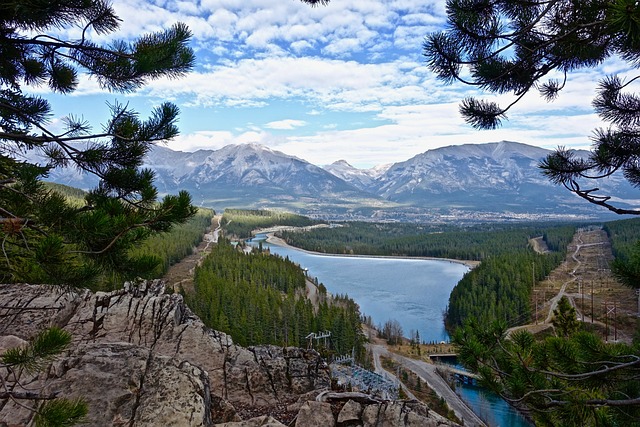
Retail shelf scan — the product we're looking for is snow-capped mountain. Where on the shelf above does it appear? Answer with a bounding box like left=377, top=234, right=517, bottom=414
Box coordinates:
left=145, top=143, right=385, bottom=210
left=323, top=160, right=391, bottom=191
left=35, top=140, right=639, bottom=220
left=373, top=141, right=556, bottom=209
left=183, top=144, right=352, bottom=190
left=369, top=141, right=636, bottom=215
left=375, top=141, right=550, bottom=197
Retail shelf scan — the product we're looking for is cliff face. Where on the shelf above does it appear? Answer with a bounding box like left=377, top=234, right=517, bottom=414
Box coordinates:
left=0, top=281, right=456, bottom=426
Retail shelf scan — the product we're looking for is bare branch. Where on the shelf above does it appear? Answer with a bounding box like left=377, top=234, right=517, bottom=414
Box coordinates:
left=0, top=391, right=59, bottom=400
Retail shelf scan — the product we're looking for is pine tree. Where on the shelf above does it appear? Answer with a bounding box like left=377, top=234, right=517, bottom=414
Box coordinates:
left=1, top=1, right=196, bottom=423
left=551, top=296, right=581, bottom=337
left=424, top=0, right=640, bottom=215
left=0, top=0, right=197, bottom=286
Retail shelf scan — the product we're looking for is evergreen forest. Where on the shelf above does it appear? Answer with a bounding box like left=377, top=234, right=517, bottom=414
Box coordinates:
left=186, top=239, right=365, bottom=359
left=278, top=221, right=574, bottom=260
left=43, top=182, right=89, bottom=202
left=222, top=209, right=323, bottom=238
left=604, top=217, right=640, bottom=260
left=278, top=222, right=576, bottom=329
left=128, top=208, right=214, bottom=280
left=446, top=251, right=564, bottom=328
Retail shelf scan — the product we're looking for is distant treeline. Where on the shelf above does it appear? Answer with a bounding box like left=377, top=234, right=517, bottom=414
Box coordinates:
left=603, top=217, right=640, bottom=261
left=187, top=239, right=365, bottom=358
left=222, top=209, right=324, bottom=238
left=44, top=182, right=87, bottom=201
left=278, top=221, right=575, bottom=261
left=278, top=221, right=575, bottom=329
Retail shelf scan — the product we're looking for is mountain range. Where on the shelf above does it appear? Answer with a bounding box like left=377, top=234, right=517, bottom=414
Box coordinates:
left=37, top=140, right=638, bottom=222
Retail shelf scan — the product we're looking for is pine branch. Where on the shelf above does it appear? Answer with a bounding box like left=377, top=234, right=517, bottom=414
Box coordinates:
left=567, top=181, right=640, bottom=215
left=505, top=387, right=566, bottom=404
left=538, top=354, right=640, bottom=380
left=544, top=396, right=640, bottom=408
left=1, top=327, right=71, bottom=374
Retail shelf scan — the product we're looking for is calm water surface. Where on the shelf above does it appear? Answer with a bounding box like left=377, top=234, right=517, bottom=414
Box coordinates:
left=250, top=234, right=532, bottom=427
left=250, top=234, right=467, bottom=343
left=457, top=385, right=531, bottom=427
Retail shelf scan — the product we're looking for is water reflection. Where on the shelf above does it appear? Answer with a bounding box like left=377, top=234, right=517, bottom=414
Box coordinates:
left=249, top=234, right=467, bottom=343
left=457, top=384, right=531, bottom=427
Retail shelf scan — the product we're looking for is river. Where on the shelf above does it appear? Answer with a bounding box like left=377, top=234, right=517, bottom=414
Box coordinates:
left=249, top=233, right=532, bottom=427
left=249, top=234, right=467, bottom=343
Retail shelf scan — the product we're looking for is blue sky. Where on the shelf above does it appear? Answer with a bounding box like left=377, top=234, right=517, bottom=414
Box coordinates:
left=31, top=0, right=634, bottom=168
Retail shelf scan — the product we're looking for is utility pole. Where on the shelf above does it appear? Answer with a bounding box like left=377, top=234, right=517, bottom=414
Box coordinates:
left=533, top=262, right=537, bottom=324
left=603, top=302, right=616, bottom=342
left=604, top=301, right=609, bottom=342
left=614, top=302, right=618, bottom=342
left=591, top=281, right=594, bottom=324
left=580, top=279, right=584, bottom=322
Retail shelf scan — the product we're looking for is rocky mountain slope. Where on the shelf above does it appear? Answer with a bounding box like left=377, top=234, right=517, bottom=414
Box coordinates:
left=371, top=141, right=568, bottom=213
left=323, top=160, right=391, bottom=192
left=33, top=140, right=639, bottom=220
left=0, top=281, right=455, bottom=426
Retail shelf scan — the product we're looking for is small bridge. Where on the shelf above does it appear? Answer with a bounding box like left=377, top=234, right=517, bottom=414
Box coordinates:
left=443, top=365, right=480, bottom=380
left=434, top=363, right=480, bottom=385
left=429, top=353, right=458, bottom=358
left=428, top=354, right=480, bottom=384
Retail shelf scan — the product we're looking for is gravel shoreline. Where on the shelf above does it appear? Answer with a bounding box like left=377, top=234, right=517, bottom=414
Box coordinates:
left=263, top=232, right=480, bottom=269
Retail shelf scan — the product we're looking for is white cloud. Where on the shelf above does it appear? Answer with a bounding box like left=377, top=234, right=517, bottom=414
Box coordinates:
left=323, top=38, right=363, bottom=55
left=264, top=119, right=308, bottom=130
left=26, top=0, right=624, bottom=169
left=167, top=92, right=600, bottom=168
left=290, top=40, right=314, bottom=53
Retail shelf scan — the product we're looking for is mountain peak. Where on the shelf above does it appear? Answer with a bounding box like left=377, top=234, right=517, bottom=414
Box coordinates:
left=41, top=140, right=630, bottom=219
left=332, top=159, right=353, bottom=167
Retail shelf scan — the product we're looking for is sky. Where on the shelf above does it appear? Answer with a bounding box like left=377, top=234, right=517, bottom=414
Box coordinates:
left=32, top=0, right=635, bottom=168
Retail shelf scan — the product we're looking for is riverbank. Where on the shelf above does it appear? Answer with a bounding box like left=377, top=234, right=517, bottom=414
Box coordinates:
left=263, top=232, right=480, bottom=269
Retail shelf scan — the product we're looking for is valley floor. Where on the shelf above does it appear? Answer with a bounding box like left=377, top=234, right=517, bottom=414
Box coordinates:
left=513, top=227, right=637, bottom=342
left=161, top=221, right=638, bottom=426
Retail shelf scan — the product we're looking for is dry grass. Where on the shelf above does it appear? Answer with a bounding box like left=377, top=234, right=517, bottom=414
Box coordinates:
left=533, top=228, right=638, bottom=342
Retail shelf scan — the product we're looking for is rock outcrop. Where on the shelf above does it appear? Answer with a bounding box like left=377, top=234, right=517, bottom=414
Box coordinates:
left=0, top=281, right=457, bottom=426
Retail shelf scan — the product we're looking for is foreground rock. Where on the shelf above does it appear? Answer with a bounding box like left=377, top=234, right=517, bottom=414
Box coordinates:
left=0, top=281, right=457, bottom=426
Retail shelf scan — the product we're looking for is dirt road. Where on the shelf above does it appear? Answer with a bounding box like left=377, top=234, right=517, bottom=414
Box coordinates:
left=508, top=227, right=635, bottom=342
left=162, top=216, right=220, bottom=292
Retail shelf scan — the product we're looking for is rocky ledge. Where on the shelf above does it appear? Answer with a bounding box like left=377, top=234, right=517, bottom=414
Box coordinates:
left=0, top=281, right=456, bottom=426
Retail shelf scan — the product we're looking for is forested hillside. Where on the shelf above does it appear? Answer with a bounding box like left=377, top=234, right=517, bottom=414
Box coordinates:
left=278, top=221, right=575, bottom=329
left=186, top=239, right=365, bottom=358
left=444, top=226, right=574, bottom=329
left=222, top=209, right=324, bottom=238
left=44, top=182, right=88, bottom=201
left=446, top=251, right=564, bottom=328
left=603, top=217, right=640, bottom=260
left=128, top=208, right=214, bottom=281
left=279, top=221, right=574, bottom=261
